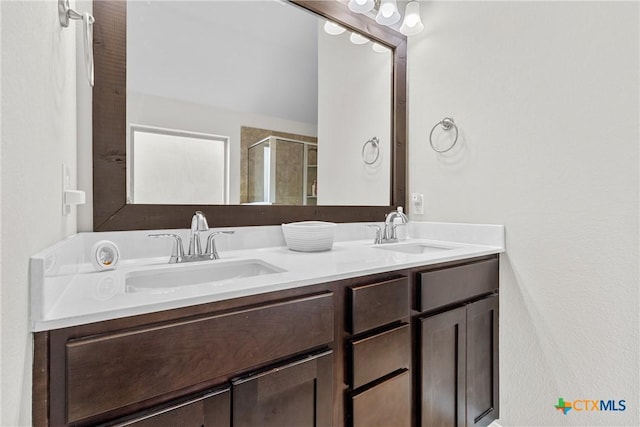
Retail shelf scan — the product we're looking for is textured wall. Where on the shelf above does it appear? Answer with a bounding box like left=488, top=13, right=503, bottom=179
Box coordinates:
left=408, top=1, right=639, bottom=425
left=317, top=25, right=392, bottom=206
left=1, top=1, right=78, bottom=424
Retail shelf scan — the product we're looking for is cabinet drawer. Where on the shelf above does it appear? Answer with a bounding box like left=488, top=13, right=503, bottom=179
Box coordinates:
left=348, top=277, right=409, bottom=334
left=66, top=292, right=334, bottom=423
left=351, top=370, right=411, bottom=427
left=108, top=387, right=230, bottom=427
left=418, top=258, right=498, bottom=312
left=349, top=324, right=410, bottom=389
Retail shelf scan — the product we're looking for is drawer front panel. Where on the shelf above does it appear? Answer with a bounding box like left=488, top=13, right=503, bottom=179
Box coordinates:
left=349, top=323, right=410, bottom=389
left=66, top=292, right=334, bottom=423
left=111, top=387, right=230, bottom=427
left=351, top=370, right=411, bottom=427
left=349, top=277, right=409, bottom=334
left=418, top=258, right=498, bottom=312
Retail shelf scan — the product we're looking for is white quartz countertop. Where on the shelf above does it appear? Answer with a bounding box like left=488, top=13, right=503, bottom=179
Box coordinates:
left=31, top=222, right=505, bottom=331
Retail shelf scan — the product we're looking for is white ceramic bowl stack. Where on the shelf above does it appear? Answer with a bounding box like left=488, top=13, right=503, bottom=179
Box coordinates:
left=281, top=221, right=337, bottom=252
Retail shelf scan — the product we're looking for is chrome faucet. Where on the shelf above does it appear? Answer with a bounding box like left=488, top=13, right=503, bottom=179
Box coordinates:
left=188, top=211, right=209, bottom=256
left=383, top=207, right=409, bottom=241
left=149, top=211, right=234, bottom=263
left=367, top=207, right=409, bottom=244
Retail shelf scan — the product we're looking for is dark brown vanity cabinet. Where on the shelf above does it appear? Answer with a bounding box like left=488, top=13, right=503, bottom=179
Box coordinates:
left=418, top=258, right=499, bottom=427
left=43, top=292, right=334, bottom=426
left=34, top=256, right=500, bottom=427
left=346, top=277, right=412, bottom=427
left=232, top=350, right=333, bottom=427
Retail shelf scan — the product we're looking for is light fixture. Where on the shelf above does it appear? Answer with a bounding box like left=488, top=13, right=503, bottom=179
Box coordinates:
left=349, top=32, right=370, bottom=45
left=347, top=0, right=424, bottom=37
left=399, top=1, right=424, bottom=36
left=323, top=20, right=346, bottom=35
left=375, top=0, right=401, bottom=26
left=348, top=0, right=375, bottom=14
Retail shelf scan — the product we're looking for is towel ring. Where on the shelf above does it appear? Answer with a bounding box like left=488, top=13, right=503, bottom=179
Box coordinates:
left=429, top=117, right=458, bottom=153
left=362, top=137, right=380, bottom=165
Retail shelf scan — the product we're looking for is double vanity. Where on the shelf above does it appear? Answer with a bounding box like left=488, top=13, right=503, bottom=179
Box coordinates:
left=31, top=220, right=504, bottom=427
left=39, top=0, right=502, bottom=424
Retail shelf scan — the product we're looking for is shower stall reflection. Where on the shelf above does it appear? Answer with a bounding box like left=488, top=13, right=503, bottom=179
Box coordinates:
left=247, top=136, right=318, bottom=206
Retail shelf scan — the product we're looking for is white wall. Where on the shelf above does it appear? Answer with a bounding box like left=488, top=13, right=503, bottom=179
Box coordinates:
left=127, top=0, right=319, bottom=125
left=76, top=0, right=93, bottom=232
left=409, top=1, right=639, bottom=425
left=1, top=1, right=79, bottom=425
left=317, top=28, right=392, bottom=206
left=0, top=1, right=3, bottom=420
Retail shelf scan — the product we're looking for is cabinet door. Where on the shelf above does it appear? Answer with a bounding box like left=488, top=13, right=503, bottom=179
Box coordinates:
left=466, top=296, right=499, bottom=427
left=232, top=350, right=333, bottom=427
left=420, top=307, right=467, bottom=427
left=110, top=388, right=230, bottom=427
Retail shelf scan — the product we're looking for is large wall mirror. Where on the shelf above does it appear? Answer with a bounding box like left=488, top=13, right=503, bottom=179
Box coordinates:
left=93, top=0, right=407, bottom=231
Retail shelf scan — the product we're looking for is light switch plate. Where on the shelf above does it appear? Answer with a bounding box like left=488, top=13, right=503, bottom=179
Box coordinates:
left=62, top=164, right=71, bottom=216
left=411, top=192, right=424, bottom=215
left=62, top=163, right=86, bottom=216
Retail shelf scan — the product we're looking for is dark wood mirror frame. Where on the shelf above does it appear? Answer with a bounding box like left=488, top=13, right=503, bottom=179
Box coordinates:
left=92, top=0, right=406, bottom=231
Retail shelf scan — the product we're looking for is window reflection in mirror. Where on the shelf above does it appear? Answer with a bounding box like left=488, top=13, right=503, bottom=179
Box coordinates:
left=126, top=0, right=392, bottom=206
left=129, top=125, right=229, bottom=205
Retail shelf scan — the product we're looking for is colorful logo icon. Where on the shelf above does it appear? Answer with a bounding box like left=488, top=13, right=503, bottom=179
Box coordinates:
left=555, top=398, right=572, bottom=415
left=554, top=397, right=626, bottom=414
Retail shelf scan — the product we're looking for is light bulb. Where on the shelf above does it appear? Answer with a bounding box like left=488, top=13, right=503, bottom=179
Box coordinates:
left=348, top=0, right=374, bottom=14
left=400, top=1, right=424, bottom=36
left=375, top=0, right=400, bottom=26
left=405, top=15, right=419, bottom=27
left=380, top=3, right=394, bottom=18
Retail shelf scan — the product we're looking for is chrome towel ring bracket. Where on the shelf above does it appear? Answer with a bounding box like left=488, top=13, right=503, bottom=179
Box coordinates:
left=362, top=137, right=380, bottom=165
left=429, top=117, right=459, bottom=153
left=58, top=0, right=95, bottom=87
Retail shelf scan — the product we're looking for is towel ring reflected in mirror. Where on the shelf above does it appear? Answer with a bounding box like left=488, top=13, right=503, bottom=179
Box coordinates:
left=429, top=117, right=458, bottom=153
left=362, top=136, right=380, bottom=165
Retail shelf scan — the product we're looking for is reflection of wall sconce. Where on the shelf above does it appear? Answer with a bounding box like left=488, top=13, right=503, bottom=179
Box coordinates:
left=350, top=32, right=370, bottom=45
left=323, top=21, right=346, bottom=35
left=372, top=42, right=390, bottom=53
left=348, top=0, right=424, bottom=36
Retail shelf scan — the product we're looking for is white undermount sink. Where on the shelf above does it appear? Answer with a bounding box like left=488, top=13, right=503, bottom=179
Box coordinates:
left=125, top=259, right=286, bottom=293
left=376, top=242, right=455, bottom=254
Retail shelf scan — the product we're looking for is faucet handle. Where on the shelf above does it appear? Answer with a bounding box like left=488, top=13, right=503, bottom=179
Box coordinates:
left=149, top=234, right=184, bottom=263
left=365, top=224, right=382, bottom=244
left=205, top=231, right=235, bottom=259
